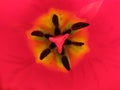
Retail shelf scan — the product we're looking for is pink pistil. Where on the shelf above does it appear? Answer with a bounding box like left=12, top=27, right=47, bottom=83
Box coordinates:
left=49, top=34, right=69, bottom=54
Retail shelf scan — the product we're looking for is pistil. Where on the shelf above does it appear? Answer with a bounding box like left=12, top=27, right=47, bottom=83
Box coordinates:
left=49, top=34, right=69, bottom=54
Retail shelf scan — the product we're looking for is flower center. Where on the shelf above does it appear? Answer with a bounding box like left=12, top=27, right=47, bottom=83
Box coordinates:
left=27, top=9, right=90, bottom=71
left=49, top=34, right=69, bottom=54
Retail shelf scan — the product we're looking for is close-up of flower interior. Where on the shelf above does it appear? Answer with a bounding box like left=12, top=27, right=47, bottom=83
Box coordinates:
left=1, top=0, right=120, bottom=89
left=27, top=9, right=90, bottom=72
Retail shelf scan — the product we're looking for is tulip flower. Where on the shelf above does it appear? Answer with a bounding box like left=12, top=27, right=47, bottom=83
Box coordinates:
left=0, top=0, right=120, bottom=90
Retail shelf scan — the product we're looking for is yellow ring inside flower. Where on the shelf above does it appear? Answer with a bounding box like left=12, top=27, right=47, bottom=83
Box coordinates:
left=26, top=9, right=90, bottom=72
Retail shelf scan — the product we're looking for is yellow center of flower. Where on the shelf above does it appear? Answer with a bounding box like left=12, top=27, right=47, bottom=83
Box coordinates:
left=26, top=9, right=90, bottom=72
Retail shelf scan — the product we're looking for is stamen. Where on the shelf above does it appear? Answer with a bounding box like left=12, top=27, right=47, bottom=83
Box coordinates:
left=72, top=22, right=89, bottom=30
left=31, top=31, right=44, bottom=37
left=54, top=27, right=61, bottom=35
left=64, top=39, right=72, bottom=45
left=72, top=42, right=84, bottom=46
left=63, top=29, right=71, bottom=34
left=40, top=48, right=51, bottom=60
left=49, top=43, right=56, bottom=49
left=44, top=34, right=53, bottom=39
left=61, top=48, right=65, bottom=55
left=65, top=40, right=84, bottom=46
left=52, top=14, right=59, bottom=27
left=61, top=56, right=70, bottom=71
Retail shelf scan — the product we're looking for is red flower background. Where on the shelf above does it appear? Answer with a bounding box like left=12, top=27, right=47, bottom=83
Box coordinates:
left=0, top=0, right=120, bottom=90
